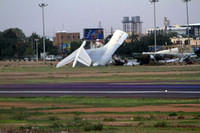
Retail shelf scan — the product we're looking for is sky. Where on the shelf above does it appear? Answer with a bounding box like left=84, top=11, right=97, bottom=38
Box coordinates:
left=0, top=0, right=199, bottom=37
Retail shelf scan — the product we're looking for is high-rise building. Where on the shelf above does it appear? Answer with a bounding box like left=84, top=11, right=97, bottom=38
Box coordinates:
left=122, top=16, right=142, bottom=35
left=164, top=17, right=170, bottom=32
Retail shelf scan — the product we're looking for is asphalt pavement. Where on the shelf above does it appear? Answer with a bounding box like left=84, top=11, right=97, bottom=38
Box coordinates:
left=0, top=83, right=200, bottom=98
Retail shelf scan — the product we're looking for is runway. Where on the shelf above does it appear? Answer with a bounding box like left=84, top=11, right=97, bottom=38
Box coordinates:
left=0, top=83, right=200, bottom=98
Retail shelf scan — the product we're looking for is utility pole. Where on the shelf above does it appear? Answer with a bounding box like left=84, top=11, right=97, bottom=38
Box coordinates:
left=182, top=0, right=191, bottom=54
left=34, top=39, right=39, bottom=62
left=150, top=0, right=159, bottom=53
left=185, top=0, right=190, bottom=44
left=39, top=3, right=48, bottom=61
left=98, top=21, right=102, bottom=28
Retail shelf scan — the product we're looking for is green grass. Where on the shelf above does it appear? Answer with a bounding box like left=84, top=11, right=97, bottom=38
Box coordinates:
left=0, top=97, right=199, bottom=132
left=1, top=64, right=200, bottom=73
left=1, top=64, right=200, bottom=84
left=0, top=63, right=200, bottom=132
left=0, top=97, right=199, bottom=107
left=1, top=73, right=200, bottom=84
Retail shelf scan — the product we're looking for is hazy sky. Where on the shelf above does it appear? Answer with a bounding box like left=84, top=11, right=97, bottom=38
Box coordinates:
left=0, top=0, right=199, bottom=37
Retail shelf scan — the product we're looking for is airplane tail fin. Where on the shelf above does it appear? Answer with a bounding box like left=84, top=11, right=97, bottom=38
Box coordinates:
left=56, top=41, right=92, bottom=68
left=72, top=41, right=92, bottom=67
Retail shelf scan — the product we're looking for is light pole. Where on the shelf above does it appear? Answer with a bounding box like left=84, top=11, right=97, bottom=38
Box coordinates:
left=150, top=0, right=159, bottom=53
left=39, top=3, right=48, bottom=61
left=34, top=39, right=39, bottom=62
left=183, top=0, right=191, bottom=44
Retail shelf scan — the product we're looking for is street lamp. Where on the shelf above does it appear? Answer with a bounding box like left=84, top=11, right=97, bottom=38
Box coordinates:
left=34, top=39, right=39, bottom=62
left=150, top=0, right=159, bottom=53
left=183, top=0, right=191, bottom=44
left=39, top=3, right=48, bottom=61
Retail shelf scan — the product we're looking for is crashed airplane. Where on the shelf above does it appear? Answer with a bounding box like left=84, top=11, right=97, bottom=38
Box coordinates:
left=56, top=30, right=128, bottom=68
left=143, top=48, right=197, bottom=63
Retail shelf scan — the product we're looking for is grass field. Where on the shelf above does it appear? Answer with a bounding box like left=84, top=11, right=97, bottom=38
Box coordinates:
left=0, top=61, right=200, bottom=132
left=0, top=61, right=200, bottom=84
left=0, top=97, right=200, bottom=133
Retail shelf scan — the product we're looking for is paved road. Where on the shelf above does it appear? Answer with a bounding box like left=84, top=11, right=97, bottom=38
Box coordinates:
left=0, top=83, right=200, bottom=98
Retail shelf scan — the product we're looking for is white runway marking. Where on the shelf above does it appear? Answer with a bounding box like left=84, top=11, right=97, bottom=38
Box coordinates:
left=0, top=91, right=200, bottom=94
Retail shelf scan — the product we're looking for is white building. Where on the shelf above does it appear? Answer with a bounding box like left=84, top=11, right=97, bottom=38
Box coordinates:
left=147, top=23, right=200, bottom=38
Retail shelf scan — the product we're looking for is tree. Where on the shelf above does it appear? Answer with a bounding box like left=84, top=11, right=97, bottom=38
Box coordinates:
left=69, top=41, right=82, bottom=54
left=0, top=28, right=60, bottom=60
left=28, top=33, right=58, bottom=57
left=0, top=31, right=5, bottom=59
left=0, top=28, right=26, bottom=59
left=115, top=33, right=173, bottom=57
left=45, top=38, right=58, bottom=55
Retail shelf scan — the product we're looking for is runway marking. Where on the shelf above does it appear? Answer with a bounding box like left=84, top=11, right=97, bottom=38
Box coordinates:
left=0, top=91, right=200, bottom=94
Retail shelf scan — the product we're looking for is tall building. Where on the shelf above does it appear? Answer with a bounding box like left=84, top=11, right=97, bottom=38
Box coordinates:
left=164, top=17, right=170, bottom=32
left=122, top=16, right=142, bottom=35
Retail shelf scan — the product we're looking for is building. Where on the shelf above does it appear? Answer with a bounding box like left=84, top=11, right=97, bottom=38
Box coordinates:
left=147, top=23, right=200, bottom=38
left=122, top=16, right=142, bottom=35
left=53, top=31, right=80, bottom=54
left=181, top=23, right=200, bottom=37
left=53, top=31, right=80, bottom=46
left=171, top=37, right=200, bottom=47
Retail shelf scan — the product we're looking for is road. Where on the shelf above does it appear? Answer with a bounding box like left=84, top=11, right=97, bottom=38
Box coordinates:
left=0, top=83, right=200, bottom=98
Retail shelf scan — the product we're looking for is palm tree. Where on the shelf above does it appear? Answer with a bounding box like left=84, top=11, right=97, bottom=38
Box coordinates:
left=149, top=0, right=159, bottom=52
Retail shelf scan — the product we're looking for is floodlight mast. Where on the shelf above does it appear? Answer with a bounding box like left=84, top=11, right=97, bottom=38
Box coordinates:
left=150, top=0, right=159, bottom=53
left=39, top=3, right=48, bottom=61
left=183, top=0, right=191, bottom=44
left=34, top=39, right=39, bottom=62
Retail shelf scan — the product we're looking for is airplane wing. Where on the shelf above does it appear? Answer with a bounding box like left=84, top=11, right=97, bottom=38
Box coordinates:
left=56, top=41, right=92, bottom=68
left=143, top=48, right=179, bottom=55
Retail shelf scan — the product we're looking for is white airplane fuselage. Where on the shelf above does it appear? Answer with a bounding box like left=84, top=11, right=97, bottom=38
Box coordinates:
left=56, top=30, right=128, bottom=68
left=87, top=31, right=127, bottom=66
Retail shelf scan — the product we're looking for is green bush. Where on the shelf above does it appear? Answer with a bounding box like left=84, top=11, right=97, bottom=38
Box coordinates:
left=140, top=55, right=150, bottom=65
left=19, top=125, right=32, bottom=130
left=137, top=122, right=144, bottom=126
left=67, top=116, right=103, bottom=131
left=12, top=111, right=29, bottom=120
left=49, top=122, right=64, bottom=129
left=134, top=116, right=147, bottom=121
left=168, top=112, right=177, bottom=117
left=154, top=121, right=167, bottom=127
left=193, top=115, right=200, bottom=120
left=103, top=117, right=116, bottom=122
left=84, top=123, right=103, bottom=131
left=177, top=115, right=185, bottom=120
left=93, top=123, right=103, bottom=131
left=48, top=116, right=60, bottom=121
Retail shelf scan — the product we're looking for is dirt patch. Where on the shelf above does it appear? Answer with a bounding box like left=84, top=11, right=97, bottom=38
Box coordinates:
left=41, top=104, right=200, bottom=113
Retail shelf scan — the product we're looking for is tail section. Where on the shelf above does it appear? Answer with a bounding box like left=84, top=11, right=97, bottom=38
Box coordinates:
left=72, top=41, right=92, bottom=67
left=56, top=41, right=92, bottom=68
